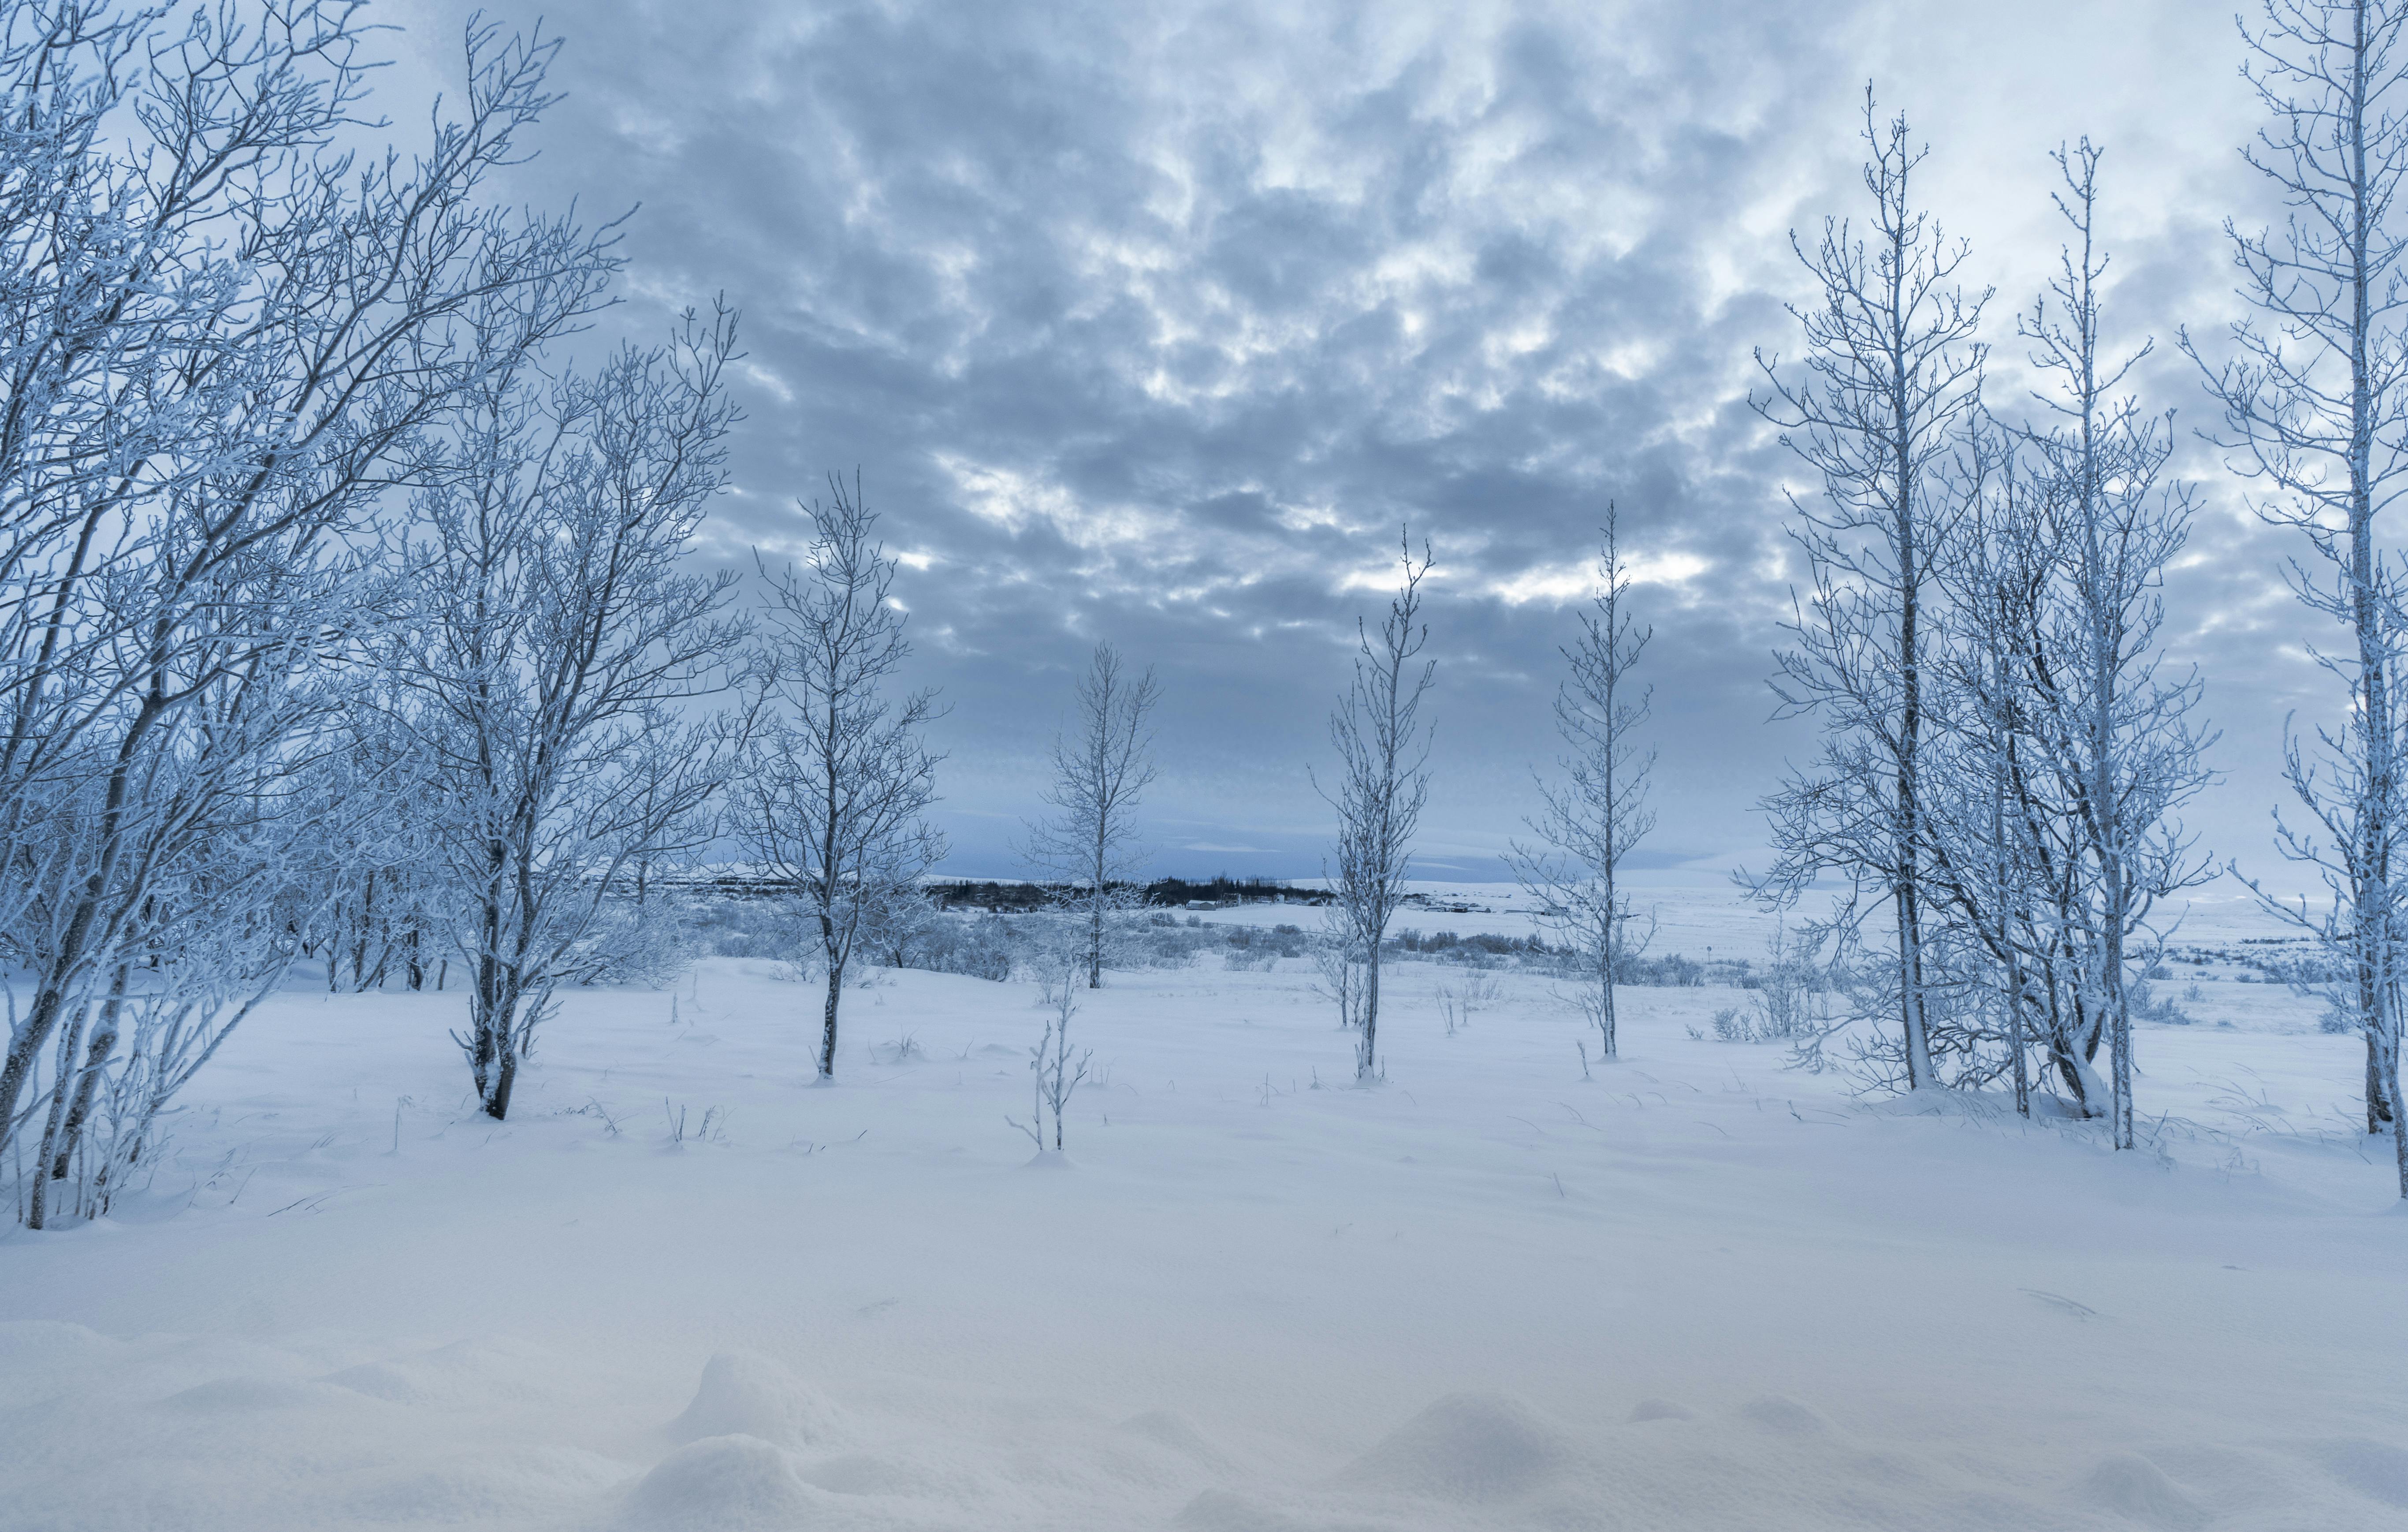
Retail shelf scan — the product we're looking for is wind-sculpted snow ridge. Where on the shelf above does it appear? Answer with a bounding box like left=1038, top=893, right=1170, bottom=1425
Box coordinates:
left=2, top=951, right=2404, bottom=1529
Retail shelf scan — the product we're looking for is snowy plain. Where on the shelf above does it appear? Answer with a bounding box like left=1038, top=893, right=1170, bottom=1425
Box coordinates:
left=4, top=880, right=2406, bottom=1531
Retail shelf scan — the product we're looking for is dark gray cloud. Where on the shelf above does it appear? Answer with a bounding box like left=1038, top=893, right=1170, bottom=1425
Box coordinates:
left=385, top=0, right=2334, bottom=887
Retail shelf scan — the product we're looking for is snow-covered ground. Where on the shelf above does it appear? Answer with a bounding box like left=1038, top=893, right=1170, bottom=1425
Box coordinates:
left=5, top=889, right=2406, bottom=1531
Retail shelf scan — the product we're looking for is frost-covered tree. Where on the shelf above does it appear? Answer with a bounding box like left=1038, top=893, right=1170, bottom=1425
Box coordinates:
left=2187, top=0, right=2408, bottom=1189
left=1506, top=508, right=1655, bottom=1062
left=738, top=478, right=945, bottom=1081
left=1024, top=641, right=1160, bottom=988
left=2018, top=143, right=2214, bottom=1148
left=1891, top=147, right=2211, bottom=1136
left=1750, top=89, right=1990, bottom=1092
left=390, top=303, right=748, bottom=1121
left=1866, top=141, right=2218, bottom=1141
left=1921, top=436, right=2063, bottom=1110
left=1315, top=533, right=1435, bottom=1083
left=0, top=4, right=617, bottom=1210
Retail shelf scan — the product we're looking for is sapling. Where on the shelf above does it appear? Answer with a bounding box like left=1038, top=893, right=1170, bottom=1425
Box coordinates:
left=1316, top=534, right=1436, bottom=1082
left=738, top=477, right=946, bottom=1081
left=1506, top=506, right=1655, bottom=1061
left=1024, top=643, right=1162, bottom=987
left=1436, top=971, right=1507, bottom=1036
left=1010, top=930, right=1093, bottom=1152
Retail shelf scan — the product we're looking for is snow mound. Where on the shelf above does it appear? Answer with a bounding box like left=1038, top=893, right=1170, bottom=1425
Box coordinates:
left=1173, top=1488, right=1319, bottom=1531
left=1335, top=1391, right=1571, bottom=1502
left=323, top=1358, right=440, bottom=1404
left=2082, top=1454, right=2204, bottom=1528
left=2309, top=1438, right=2408, bottom=1507
left=1626, top=1398, right=1694, bottom=1423
left=322, top=1337, right=555, bottom=1408
left=668, top=1351, right=836, bottom=1448
left=1735, top=1395, right=1830, bottom=1435
left=624, top=1435, right=825, bottom=1530
left=1120, top=1409, right=1234, bottom=1471
left=0, top=1319, right=120, bottom=1372
left=160, top=1376, right=338, bottom=1413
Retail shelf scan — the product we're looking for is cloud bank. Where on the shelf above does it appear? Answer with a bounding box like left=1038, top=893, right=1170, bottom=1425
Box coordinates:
left=388, top=0, right=2327, bottom=889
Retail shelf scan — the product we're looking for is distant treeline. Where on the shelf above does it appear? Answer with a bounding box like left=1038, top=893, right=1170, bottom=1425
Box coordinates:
left=929, top=875, right=1327, bottom=911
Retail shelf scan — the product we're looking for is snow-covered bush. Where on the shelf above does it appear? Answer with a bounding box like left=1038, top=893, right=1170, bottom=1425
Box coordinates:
left=569, top=897, right=702, bottom=989
left=902, top=914, right=1019, bottom=982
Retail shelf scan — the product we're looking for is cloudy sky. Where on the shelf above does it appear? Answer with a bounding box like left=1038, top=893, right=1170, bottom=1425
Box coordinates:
left=386, top=0, right=2318, bottom=885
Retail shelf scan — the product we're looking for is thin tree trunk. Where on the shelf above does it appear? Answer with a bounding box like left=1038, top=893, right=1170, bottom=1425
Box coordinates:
left=1601, top=865, right=1618, bottom=1058
left=2389, top=976, right=2408, bottom=1192
left=2106, top=896, right=2132, bottom=1148
left=26, top=1001, right=93, bottom=1230
left=1897, top=883, right=1936, bottom=1086
left=2007, top=951, right=2030, bottom=1118
left=1358, top=948, right=1381, bottom=1081
left=52, top=962, right=130, bottom=1182
left=487, top=1047, right=518, bottom=1120
left=820, top=961, right=843, bottom=1078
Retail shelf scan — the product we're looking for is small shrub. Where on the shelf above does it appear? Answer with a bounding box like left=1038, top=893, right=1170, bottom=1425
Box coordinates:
left=2128, top=980, right=2192, bottom=1026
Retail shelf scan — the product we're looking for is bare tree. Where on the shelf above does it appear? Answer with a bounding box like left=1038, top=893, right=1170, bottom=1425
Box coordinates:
left=1506, top=507, right=1656, bottom=1062
left=1750, top=88, right=1991, bottom=1092
left=739, top=477, right=945, bottom=1081
left=393, top=304, right=749, bottom=1121
left=1024, top=641, right=1160, bottom=988
left=1316, top=533, right=1435, bottom=1083
left=2187, top=0, right=2408, bottom=1191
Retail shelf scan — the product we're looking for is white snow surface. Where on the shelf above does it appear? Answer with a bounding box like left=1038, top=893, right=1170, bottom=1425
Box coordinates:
left=5, top=884, right=2407, bottom=1531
